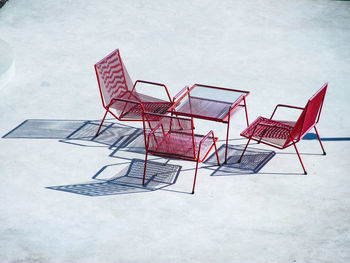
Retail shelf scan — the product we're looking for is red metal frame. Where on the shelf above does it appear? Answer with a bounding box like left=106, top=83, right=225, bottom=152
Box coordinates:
left=239, top=83, right=328, bottom=174
left=94, top=49, right=173, bottom=136
left=168, top=83, right=250, bottom=163
left=142, top=112, right=220, bottom=194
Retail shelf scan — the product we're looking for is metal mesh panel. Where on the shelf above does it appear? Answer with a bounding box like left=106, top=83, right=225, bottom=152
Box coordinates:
left=144, top=114, right=196, bottom=159
left=150, top=131, right=196, bottom=159
left=134, top=91, right=170, bottom=104
left=176, top=96, right=233, bottom=120
left=95, top=49, right=132, bottom=106
left=241, top=117, right=295, bottom=147
left=302, top=85, right=327, bottom=137
left=198, top=134, right=215, bottom=161
left=173, top=85, right=246, bottom=121
left=144, top=113, right=215, bottom=160
left=292, top=84, right=327, bottom=140
left=95, top=49, right=171, bottom=120
left=109, top=99, right=144, bottom=119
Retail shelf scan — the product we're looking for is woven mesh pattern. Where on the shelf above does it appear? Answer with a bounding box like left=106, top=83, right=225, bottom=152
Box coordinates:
left=241, top=84, right=327, bottom=148
left=95, top=50, right=171, bottom=120
left=175, top=96, right=232, bottom=120
left=95, top=49, right=133, bottom=106
left=241, top=117, right=296, bottom=147
left=144, top=114, right=214, bottom=160
left=108, top=97, right=171, bottom=120
left=294, top=84, right=327, bottom=139
left=133, top=91, right=169, bottom=104
left=198, top=134, right=215, bottom=161
left=108, top=99, right=143, bottom=119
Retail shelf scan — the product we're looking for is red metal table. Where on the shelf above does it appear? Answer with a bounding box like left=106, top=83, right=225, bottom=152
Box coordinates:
left=168, top=84, right=250, bottom=163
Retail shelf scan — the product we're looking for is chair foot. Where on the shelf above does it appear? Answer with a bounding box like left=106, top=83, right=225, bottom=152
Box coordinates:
left=304, top=171, right=308, bottom=175
left=323, top=152, right=326, bottom=155
left=191, top=191, right=194, bottom=194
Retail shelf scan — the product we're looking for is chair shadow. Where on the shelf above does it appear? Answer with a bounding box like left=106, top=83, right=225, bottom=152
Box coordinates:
left=46, top=159, right=183, bottom=196
left=302, top=133, right=350, bottom=141
left=2, top=119, right=146, bottom=154
left=204, top=144, right=276, bottom=176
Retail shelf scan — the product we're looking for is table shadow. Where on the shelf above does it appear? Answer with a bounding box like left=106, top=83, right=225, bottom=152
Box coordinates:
left=204, top=144, right=276, bottom=176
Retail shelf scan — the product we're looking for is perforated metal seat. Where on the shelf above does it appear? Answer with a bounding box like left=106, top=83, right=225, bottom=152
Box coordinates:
left=241, top=117, right=296, bottom=148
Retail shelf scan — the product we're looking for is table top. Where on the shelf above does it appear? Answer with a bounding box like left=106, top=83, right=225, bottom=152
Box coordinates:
left=168, top=84, right=249, bottom=122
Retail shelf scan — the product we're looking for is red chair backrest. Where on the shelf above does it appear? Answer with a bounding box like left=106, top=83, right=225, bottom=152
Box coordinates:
left=143, top=113, right=196, bottom=159
left=293, top=83, right=328, bottom=140
left=94, top=49, right=134, bottom=107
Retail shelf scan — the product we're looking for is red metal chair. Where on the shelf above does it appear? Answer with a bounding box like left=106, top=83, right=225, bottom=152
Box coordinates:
left=239, top=83, right=328, bottom=174
left=142, top=112, right=221, bottom=194
left=94, top=49, right=173, bottom=136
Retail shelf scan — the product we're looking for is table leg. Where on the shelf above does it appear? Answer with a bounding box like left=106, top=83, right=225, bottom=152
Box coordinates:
left=225, top=110, right=231, bottom=164
left=243, top=97, right=249, bottom=127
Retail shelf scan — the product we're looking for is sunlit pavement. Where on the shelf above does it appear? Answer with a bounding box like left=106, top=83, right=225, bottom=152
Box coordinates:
left=1, top=1, right=350, bottom=262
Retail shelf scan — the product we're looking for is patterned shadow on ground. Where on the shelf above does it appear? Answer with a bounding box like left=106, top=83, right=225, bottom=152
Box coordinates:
left=2, top=119, right=145, bottom=153
left=204, top=144, right=276, bottom=176
left=46, top=159, right=181, bottom=196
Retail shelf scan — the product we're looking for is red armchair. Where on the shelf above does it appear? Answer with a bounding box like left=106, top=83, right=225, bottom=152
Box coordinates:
left=239, top=83, right=328, bottom=174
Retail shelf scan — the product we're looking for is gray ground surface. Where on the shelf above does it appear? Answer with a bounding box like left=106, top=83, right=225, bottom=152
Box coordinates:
left=1, top=0, right=350, bottom=262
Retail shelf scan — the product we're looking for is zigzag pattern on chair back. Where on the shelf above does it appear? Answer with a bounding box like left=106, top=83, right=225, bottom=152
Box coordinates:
left=95, top=49, right=134, bottom=107
left=292, top=83, right=328, bottom=141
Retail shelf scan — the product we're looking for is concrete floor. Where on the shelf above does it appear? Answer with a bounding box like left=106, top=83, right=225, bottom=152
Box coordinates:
left=0, top=0, right=350, bottom=262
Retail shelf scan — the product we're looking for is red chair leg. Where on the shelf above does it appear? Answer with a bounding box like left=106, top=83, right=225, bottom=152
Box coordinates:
left=143, top=151, right=149, bottom=186
left=314, top=126, right=326, bottom=155
left=291, top=139, right=307, bottom=175
left=238, top=136, right=252, bottom=163
left=243, top=97, right=249, bottom=127
left=192, top=159, right=200, bottom=194
left=95, top=109, right=109, bottom=137
left=213, top=139, right=221, bottom=166
left=224, top=112, right=231, bottom=164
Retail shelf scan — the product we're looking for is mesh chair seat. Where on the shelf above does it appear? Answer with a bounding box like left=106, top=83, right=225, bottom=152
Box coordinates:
left=239, top=83, right=328, bottom=174
left=149, top=131, right=214, bottom=160
left=110, top=100, right=172, bottom=119
left=240, top=117, right=296, bottom=148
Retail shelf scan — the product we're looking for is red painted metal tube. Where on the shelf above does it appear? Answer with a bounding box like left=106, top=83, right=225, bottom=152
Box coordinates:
left=288, top=130, right=307, bottom=174
left=270, top=104, right=304, bottom=119
left=314, top=126, right=326, bottom=155
left=173, top=86, right=190, bottom=103
left=192, top=83, right=250, bottom=94
left=133, top=79, right=172, bottom=102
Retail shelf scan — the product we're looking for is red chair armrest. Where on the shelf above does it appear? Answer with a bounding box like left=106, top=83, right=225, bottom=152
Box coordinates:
left=109, top=97, right=145, bottom=111
left=198, top=130, right=217, bottom=161
left=133, top=80, right=172, bottom=102
left=270, top=104, right=304, bottom=119
left=193, top=83, right=250, bottom=95
left=199, top=130, right=215, bottom=145
left=173, top=86, right=190, bottom=104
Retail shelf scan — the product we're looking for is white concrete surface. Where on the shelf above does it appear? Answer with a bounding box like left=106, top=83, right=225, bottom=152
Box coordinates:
left=0, top=0, right=350, bottom=262
left=0, top=38, right=14, bottom=89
